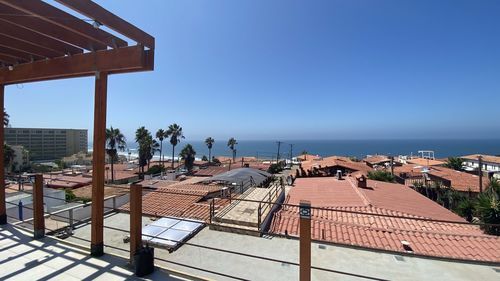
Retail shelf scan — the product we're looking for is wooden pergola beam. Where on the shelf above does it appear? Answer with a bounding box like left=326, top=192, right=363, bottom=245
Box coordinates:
left=0, top=0, right=127, bottom=49
left=0, top=19, right=83, bottom=55
left=56, top=0, right=155, bottom=49
left=0, top=34, right=62, bottom=58
left=0, top=53, right=20, bottom=65
left=0, top=0, right=155, bottom=258
left=0, top=3, right=107, bottom=51
left=0, top=45, right=153, bottom=85
left=0, top=46, right=38, bottom=62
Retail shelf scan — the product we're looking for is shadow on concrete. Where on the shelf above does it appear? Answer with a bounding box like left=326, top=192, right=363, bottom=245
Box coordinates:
left=0, top=224, right=196, bottom=280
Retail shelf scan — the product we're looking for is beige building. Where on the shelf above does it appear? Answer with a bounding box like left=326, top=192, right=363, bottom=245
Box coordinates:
left=5, top=128, right=88, bottom=161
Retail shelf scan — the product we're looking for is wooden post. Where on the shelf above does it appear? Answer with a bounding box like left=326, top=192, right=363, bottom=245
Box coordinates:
left=130, top=183, right=142, bottom=264
left=0, top=84, right=5, bottom=225
left=91, top=71, right=108, bottom=257
left=299, top=200, right=311, bottom=281
left=33, top=174, right=45, bottom=239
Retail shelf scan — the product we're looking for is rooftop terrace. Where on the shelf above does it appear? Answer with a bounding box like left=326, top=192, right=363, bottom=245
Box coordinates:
left=58, top=212, right=500, bottom=281
left=0, top=224, right=192, bottom=281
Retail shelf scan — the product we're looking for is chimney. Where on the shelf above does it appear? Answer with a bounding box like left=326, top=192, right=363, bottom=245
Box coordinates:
left=336, top=170, right=342, bottom=180
left=355, top=174, right=367, bottom=188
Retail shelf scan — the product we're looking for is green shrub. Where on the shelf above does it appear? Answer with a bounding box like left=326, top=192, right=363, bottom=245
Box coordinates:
left=367, top=170, right=395, bottom=182
left=268, top=161, right=286, bottom=174
left=145, top=164, right=165, bottom=175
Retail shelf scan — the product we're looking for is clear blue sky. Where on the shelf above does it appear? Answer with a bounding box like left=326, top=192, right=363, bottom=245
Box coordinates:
left=5, top=0, right=500, bottom=141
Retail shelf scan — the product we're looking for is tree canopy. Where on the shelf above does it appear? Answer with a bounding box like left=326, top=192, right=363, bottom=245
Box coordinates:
left=367, top=170, right=395, bottom=183
left=444, top=157, right=464, bottom=171
left=180, top=144, right=196, bottom=171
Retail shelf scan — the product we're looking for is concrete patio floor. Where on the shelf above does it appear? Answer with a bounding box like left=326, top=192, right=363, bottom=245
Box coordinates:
left=0, top=224, right=198, bottom=281
left=63, top=212, right=500, bottom=281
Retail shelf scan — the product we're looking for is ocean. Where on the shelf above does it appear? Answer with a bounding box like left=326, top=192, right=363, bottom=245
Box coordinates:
left=112, top=139, right=500, bottom=160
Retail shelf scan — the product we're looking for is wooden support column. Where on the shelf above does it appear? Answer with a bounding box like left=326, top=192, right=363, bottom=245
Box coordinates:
left=299, top=200, right=311, bottom=281
left=33, top=174, right=45, bottom=239
left=0, top=84, right=5, bottom=225
left=130, top=183, right=142, bottom=264
left=91, top=71, right=107, bottom=256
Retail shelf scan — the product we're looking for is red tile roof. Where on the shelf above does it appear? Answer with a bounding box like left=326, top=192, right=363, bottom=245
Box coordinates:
left=462, top=154, right=500, bottom=165
left=394, top=165, right=489, bottom=192
left=270, top=177, right=500, bottom=262
left=406, top=158, right=446, bottom=166
left=296, top=154, right=321, bottom=161
left=121, top=184, right=228, bottom=221
left=44, top=175, right=92, bottom=189
left=300, top=157, right=372, bottom=174
left=193, top=161, right=270, bottom=177
left=363, top=155, right=391, bottom=165
left=428, top=166, right=489, bottom=192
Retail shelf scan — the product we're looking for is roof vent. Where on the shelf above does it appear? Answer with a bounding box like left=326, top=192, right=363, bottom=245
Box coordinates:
left=336, top=170, right=342, bottom=180
left=355, top=174, right=367, bottom=188
left=401, top=240, right=413, bottom=253
left=221, top=186, right=230, bottom=198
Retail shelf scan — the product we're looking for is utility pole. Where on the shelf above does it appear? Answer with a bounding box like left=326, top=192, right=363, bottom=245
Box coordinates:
left=289, top=144, right=294, bottom=167
left=478, top=155, right=483, bottom=193
left=276, top=141, right=283, bottom=164
left=390, top=156, right=394, bottom=176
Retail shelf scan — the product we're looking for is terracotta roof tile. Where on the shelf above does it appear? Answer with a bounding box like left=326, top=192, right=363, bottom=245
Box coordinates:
left=363, top=155, right=391, bottom=165
left=270, top=177, right=500, bottom=262
left=406, top=158, right=446, bottom=166
left=395, top=164, right=489, bottom=192
left=300, top=157, right=372, bottom=175
left=121, top=183, right=229, bottom=221
left=296, top=154, right=321, bottom=161
left=462, top=154, right=500, bottom=165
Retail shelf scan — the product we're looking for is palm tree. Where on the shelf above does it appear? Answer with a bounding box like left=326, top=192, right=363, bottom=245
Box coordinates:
left=227, top=137, right=238, bottom=162
left=205, top=137, right=214, bottom=163
left=135, top=126, right=150, bottom=175
left=457, top=196, right=475, bottom=222
left=3, top=144, right=15, bottom=172
left=180, top=144, right=196, bottom=172
left=105, top=126, right=126, bottom=183
left=143, top=134, right=159, bottom=170
left=156, top=129, right=166, bottom=167
left=4, top=108, right=9, bottom=127
left=444, top=157, right=464, bottom=171
left=475, top=179, right=500, bottom=235
left=166, top=123, right=184, bottom=169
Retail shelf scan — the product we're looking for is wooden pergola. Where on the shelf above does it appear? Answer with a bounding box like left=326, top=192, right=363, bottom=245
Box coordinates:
left=0, top=0, right=154, bottom=257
